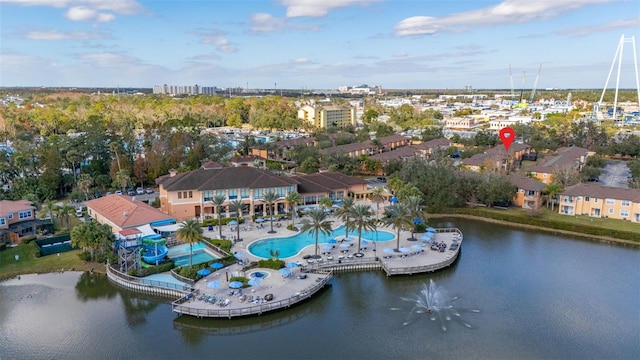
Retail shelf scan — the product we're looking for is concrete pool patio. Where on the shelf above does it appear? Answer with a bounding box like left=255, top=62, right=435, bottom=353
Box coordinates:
left=170, top=211, right=463, bottom=318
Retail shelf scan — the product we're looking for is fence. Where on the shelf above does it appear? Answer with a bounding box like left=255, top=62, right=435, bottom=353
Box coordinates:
left=106, top=265, right=191, bottom=298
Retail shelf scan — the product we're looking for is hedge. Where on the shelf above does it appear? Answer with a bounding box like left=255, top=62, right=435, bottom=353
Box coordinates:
left=202, top=218, right=245, bottom=226
left=446, top=208, right=640, bottom=242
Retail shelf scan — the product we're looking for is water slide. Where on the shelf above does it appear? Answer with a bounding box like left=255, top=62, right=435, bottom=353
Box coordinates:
left=141, top=235, right=168, bottom=265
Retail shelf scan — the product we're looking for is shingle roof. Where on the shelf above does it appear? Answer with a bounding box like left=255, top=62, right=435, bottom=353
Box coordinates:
left=86, top=195, right=174, bottom=229
left=0, top=200, right=35, bottom=216
left=158, top=167, right=299, bottom=191
left=296, top=172, right=367, bottom=193
left=507, top=175, right=545, bottom=191
left=561, top=183, right=640, bottom=202
left=529, top=146, right=590, bottom=173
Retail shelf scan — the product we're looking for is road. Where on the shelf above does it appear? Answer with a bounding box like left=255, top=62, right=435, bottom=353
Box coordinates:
left=599, top=161, right=631, bottom=188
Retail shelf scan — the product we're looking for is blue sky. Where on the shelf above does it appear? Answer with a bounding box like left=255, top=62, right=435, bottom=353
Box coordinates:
left=1, top=0, right=639, bottom=89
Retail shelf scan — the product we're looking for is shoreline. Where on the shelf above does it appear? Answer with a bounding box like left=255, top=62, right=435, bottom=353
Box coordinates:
left=429, top=213, right=640, bottom=247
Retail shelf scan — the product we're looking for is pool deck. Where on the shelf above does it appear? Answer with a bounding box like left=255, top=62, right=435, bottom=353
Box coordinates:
left=171, top=212, right=462, bottom=318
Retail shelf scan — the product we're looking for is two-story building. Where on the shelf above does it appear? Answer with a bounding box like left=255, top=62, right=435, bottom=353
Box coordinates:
left=508, top=175, right=545, bottom=209
left=0, top=200, right=50, bottom=244
left=461, top=143, right=532, bottom=173
left=156, top=165, right=369, bottom=221
left=557, top=183, right=640, bottom=222
left=85, top=194, right=176, bottom=234
left=528, top=146, right=593, bottom=184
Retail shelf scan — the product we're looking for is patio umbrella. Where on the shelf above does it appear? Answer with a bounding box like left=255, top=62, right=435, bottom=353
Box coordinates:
left=328, top=238, right=337, bottom=244
left=248, top=278, right=261, bottom=286
left=390, top=197, right=398, bottom=203
left=339, top=242, right=351, bottom=248
left=210, top=262, right=223, bottom=269
left=197, top=269, right=211, bottom=276
left=286, top=262, right=299, bottom=268
left=278, top=268, right=292, bottom=276
left=398, top=247, right=410, bottom=253
left=321, top=244, right=333, bottom=250
left=207, top=281, right=221, bottom=289
left=383, top=248, right=395, bottom=253
left=228, top=220, right=238, bottom=225
left=234, top=252, right=246, bottom=259
left=413, top=217, right=424, bottom=225
left=255, top=218, right=265, bottom=223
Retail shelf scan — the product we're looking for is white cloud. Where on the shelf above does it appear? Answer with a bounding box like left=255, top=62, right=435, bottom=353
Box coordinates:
left=250, top=12, right=319, bottom=33
left=395, top=0, right=615, bottom=36
left=2, top=0, right=143, bottom=22
left=280, top=0, right=382, bottom=18
left=199, top=31, right=238, bottom=53
left=555, top=17, right=640, bottom=37
left=26, top=29, right=110, bottom=40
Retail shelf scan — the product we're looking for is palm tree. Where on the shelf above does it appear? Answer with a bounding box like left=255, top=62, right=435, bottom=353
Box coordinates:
left=318, top=195, right=333, bottom=212
left=210, top=194, right=226, bottom=239
left=261, top=190, right=280, bottom=234
left=382, top=203, right=411, bottom=251
left=300, top=208, right=333, bottom=258
left=284, top=191, right=302, bottom=228
left=405, top=195, right=425, bottom=241
left=542, top=182, right=563, bottom=211
left=369, top=187, right=386, bottom=219
left=38, top=200, right=58, bottom=229
left=228, top=199, right=245, bottom=243
left=346, top=204, right=376, bottom=255
left=335, top=196, right=355, bottom=239
left=176, top=219, right=203, bottom=268
left=56, top=203, right=76, bottom=231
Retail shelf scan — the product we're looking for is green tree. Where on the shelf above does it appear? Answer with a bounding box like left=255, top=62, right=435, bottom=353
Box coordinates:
left=542, top=182, right=563, bottom=211
left=335, top=196, right=355, bottom=239
left=318, top=195, right=333, bottom=212
left=38, top=200, right=58, bottom=228
left=77, top=173, right=93, bottom=201
left=228, top=199, right=245, bottom=244
left=176, top=219, right=203, bottom=268
left=261, top=190, right=280, bottom=234
left=284, top=191, right=302, bottom=228
left=345, top=203, right=376, bottom=255
left=56, top=203, right=75, bottom=231
left=405, top=195, right=425, bottom=240
left=477, top=174, right=516, bottom=207
left=300, top=208, right=333, bottom=258
left=210, top=194, right=227, bottom=239
left=368, top=187, right=386, bottom=219
left=70, top=221, right=114, bottom=262
left=382, top=203, right=411, bottom=251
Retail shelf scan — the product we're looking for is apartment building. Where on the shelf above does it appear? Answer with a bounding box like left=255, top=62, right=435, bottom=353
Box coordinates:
left=298, top=104, right=355, bottom=129
left=558, top=183, right=640, bottom=222
left=528, top=146, right=593, bottom=184
left=508, top=175, right=545, bottom=209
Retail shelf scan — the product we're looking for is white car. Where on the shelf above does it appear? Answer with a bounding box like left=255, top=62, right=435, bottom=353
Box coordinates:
left=75, top=208, right=83, bottom=217
left=136, top=187, right=144, bottom=195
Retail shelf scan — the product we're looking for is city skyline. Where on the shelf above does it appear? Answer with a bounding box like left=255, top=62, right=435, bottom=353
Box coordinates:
left=1, top=0, right=639, bottom=90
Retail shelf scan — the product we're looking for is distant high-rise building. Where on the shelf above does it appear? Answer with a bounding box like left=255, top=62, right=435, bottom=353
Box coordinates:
left=153, top=84, right=217, bottom=95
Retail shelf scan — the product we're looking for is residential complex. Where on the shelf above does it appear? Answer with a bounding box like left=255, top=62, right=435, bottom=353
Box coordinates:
left=558, top=183, right=640, bottom=222
left=298, top=104, right=356, bottom=129
left=528, top=146, right=593, bottom=184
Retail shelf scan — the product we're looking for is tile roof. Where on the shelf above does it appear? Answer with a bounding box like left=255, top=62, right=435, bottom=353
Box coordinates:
left=561, top=183, right=640, bottom=202
left=229, top=155, right=264, bottom=163
left=86, top=195, right=174, bottom=229
left=0, top=200, right=35, bottom=216
left=528, top=146, right=590, bottom=174
left=158, top=167, right=299, bottom=191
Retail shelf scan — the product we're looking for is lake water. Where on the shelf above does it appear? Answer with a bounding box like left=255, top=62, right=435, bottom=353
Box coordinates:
left=1, top=218, right=638, bottom=359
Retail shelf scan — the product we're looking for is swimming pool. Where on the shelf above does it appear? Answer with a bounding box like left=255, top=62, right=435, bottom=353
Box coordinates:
left=171, top=250, right=216, bottom=267
left=167, top=242, right=206, bottom=257
left=248, top=225, right=394, bottom=259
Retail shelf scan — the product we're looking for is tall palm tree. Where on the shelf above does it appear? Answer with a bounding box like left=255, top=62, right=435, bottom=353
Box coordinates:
left=210, top=194, right=226, bottom=239
left=38, top=200, right=58, bottom=229
left=284, top=191, right=302, bottom=228
left=346, top=204, right=376, bottom=255
left=405, top=195, right=425, bottom=241
left=382, top=203, right=411, bottom=251
left=300, top=208, right=333, bottom=258
left=57, top=203, right=76, bottom=231
left=369, top=187, right=386, bottom=219
left=261, top=189, right=280, bottom=234
left=176, top=219, right=203, bottom=268
left=335, top=196, right=355, bottom=239
left=228, top=199, right=245, bottom=243
left=318, top=195, right=333, bottom=212
left=542, top=182, right=563, bottom=211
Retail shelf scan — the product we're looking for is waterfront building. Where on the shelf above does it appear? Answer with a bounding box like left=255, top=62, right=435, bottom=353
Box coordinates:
left=528, top=146, right=593, bottom=184
left=558, top=183, right=640, bottom=222
left=508, top=175, right=545, bottom=209
left=85, top=195, right=175, bottom=234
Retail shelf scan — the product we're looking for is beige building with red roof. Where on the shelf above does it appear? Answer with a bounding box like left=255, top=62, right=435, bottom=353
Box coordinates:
left=85, top=194, right=175, bottom=233
left=528, top=146, right=593, bottom=184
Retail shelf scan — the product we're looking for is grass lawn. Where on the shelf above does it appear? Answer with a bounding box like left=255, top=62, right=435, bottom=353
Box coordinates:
left=0, top=245, right=98, bottom=281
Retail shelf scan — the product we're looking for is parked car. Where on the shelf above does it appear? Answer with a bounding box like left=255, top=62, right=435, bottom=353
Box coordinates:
left=136, top=187, right=144, bottom=195
left=75, top=208, right=83, bottom=217
left=115, top=190, right=123, bottom=195
left=145, top=188, right=154, bottom=194
left=127, top=188, right=136, bottom=196
left=377, top=177, right=387, bottom=182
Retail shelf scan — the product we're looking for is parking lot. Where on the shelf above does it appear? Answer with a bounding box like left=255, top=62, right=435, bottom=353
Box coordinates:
left=599, top=161, right=631, bottom=188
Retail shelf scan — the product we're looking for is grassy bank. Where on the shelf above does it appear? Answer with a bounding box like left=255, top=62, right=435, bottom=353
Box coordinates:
left=0, top=245, right=101, bottom=281
left=433, top=207, right=640, bottom=245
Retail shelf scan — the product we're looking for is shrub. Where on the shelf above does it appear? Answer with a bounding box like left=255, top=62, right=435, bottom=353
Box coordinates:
left=134, top=259, right=175, bottom=277
left=78, top=252, right=91, bottom=261
left=287, top=224, right=298, bottom=231
left=414, top=223, right=426, bottom=233
left=21, top=236, right=37, bottom=244
left=0, top=243, right=7, bottom=252
left=256, top=259, right=284, bottom=270
left=229, top=276, right=248, bottom=287
left=202, top=238, right=232, bottom=252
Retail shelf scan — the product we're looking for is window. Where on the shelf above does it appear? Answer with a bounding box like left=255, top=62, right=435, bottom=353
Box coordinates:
left=188, top=191, right=193, bottom=198
left=203, top=191, right=213, bottom=202
left=543, top=173, right=547, bottom=178
left=8, top=213, right=13, bottom=219
left=178, top=192, right=182, bottom=199
left=254, top=188, right=262, bottom=199
left=620, top=210, right=629, bottom=217
left=19, top=210, right=32, bottom=219
left=608, top=208, right=614, bottom=214
left=241, top=188, right=249, bottom=199
left=585, top=196, right=590, bottom=202
left=228, top=189, right=237, bottom=200
left=605, top=198, right=615, bottom=205
left=621, top=200, right=630, bottom=207
left=0, top=217, right=5, bottom=226
left=216, top=190, right=225, bottom=197
left=594, top=198, right=599, bottom=203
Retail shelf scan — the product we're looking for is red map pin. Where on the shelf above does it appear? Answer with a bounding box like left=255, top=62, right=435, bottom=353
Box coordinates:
left=499, top=126, right=515, bottom=151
